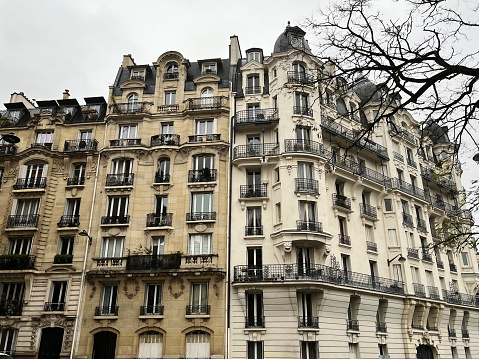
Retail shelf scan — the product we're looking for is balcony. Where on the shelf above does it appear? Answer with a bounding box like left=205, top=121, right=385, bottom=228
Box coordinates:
left=240, top=184, right=267, bottom=198
left=284, top=139, right=331, bottom=159
left=436, top=260, right=444, bottom=269
left=332, top=194, right=351, bottom=210
left=295, top=178, right=319, bottom=194
left=293, top=106, right=313, bottom=117
left=44, top=302, right=65, bottom=311
left=79, top=106, right=102, bottom=122
left=184, top=96, right=228, bottom=111
left=186, top=212, right=216, bottom=221
left=57, top=215, right=80, bottom=228
left=54, top=254, right=73, bottom=264
left=417, top=219, right=428, bottom=232
left=0, top=144, right=17, bottom=155
left=186, top=305, right=210, bottom=315
left=234, top=108, right=279, bottom=127
left=31, top=142, right=52, bottom=150
left=358, top=166, right=390, bottom=187
left=110, top=102, right=150, bottom=114
left=428, top=286, right=440, bottom=300
left=67, top=176, right=85, bottom=186
left=164, top=71, right=178, bottom=79
left=287, top=71, right=316, bottom=84
left=388, top=123, right=417, bottom=145
left=402, top=213, right=414, bottom=227
left=407, top=158, right=417, bottom=168
left=64, top=139, right=98, bottom=152
left=420, top=166, right=457, bottom=193
left=347, top=319, right=359, bottom=331
left=154, top=172, right=170, bottom=184
left=140, top=305, right=164, bottom=315
left=393, top=151, right=404, bottom=162
left=96, top=257, right=124, bottom=267
left=245, top=226, right=263, bottom=236
left=106, top=173, right=134, bottom=187
left=100, top=215, right=130, bottom=225
left=157, top=104, right=179, bottom=113
left=414, top=283, right=426, bottom=297
left=296, top=221, right=323, bottom=233
left=183, top=254, right=217, bottom=266
left=95, top=306, right=119, bottom=316
left=412, top=324, right=424, bottom=330
left=448, top=328, right=457, bottom=337
left=391, top=179, right=427, bottom=202
left=7, top=214, right=39, bottom=228
left=245, top=86, right=262, bottom=94
left=422, top=251, right=433, bottom=263
left=367, top=241, right=378, bottom=252
left=360, top=203, right=377, bottom=219
left=339, top=234, right=351, bottom=246
left=376, top=322, right=387, bottom=333
left=146, top=213, right=173, bottom=227
left=234, top=263, right=405, bottom=295
left=13, top=177, right=47, bottom=190
left=233, top=143, right=279, bottom=159
left=126, top=254, right=181, bottom=270
left=0, top=300, right=23, bottom=316
left=449, top=263, right=457, bottom=272
left=298, top=316, right=319, bottom=329
left=150, top=134, right=180, bottom=146
left=407, top=248, right=419, bottom=259
left=0, top=255, right=35, bottom=270
left=188, top=169, right=217, bottom=183
left=110, top=138, right=142, bottom=147
left=188, top=134, right=221, bottom=143
left=426, top=324, right=438, bottom=331
left=462, top=329, right=470, bottom=338
left=245, top=316, right=265, bottom=328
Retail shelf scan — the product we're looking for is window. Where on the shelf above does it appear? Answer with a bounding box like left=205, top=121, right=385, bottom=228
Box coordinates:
left=195, top=119, right=215, bottom=135
left=298, top=292, right=316, bottom=327
left=161, top=123, right=174, bottom=135
left=48, top=281, right=67, bottom=311
left=34, top=131, right=54, bottom=148
left=299, top=201, right=316, bottom=223
left=19, top=163, right=46, bottom=187
left=164, top=91, right=176, bottom=105
left=138, top=331, right=163, bottom=358
left=339, top=216, right=348, bottom=244
left=200, top=88, right=214, bottom=107
left=293, top=63, right=306, bottom=77
left=365, top=225, right=374, bottom=243
left=101, top=237, right=124, bottom=258
left=297, top=247, right=313, bottom=275
left=203, top=64, right=216, bottom=74
left=144, top=285, right=163, bottom=315
left=156, top=158, right=170, bottom=183
left=276, top=203, right=282, bottom=223
left=393, top=264, right=403, bottom=282
left=411, top=267, right=420, bottom=284
left=58, top=237, right=74, bottom=256
left=247, top=51, right=262, bottom=62
left=296, top=126, right=311, bottom=142
left=0, top=328, right=17, bottom=355
left=190, top=192, right=214, bottom=214
left=0, top=168, right=3, bottom=187
left=126, top=93, right=138, bottom=112
left=300, top=342, right=317, bottom=359
left=100, top=285, right=118, bottom=315
left=61, top=199, right=80, bottom=227
left=274, top=167, right=280, bottom=182
left=247, top=247, right=262, bottom=268
left=165, top=62, right=179, bottom=78
left=246, top=207, right=262, bottom=235
left=246, top=292, right=263, bottom=327
left=247, top=75, right=261, bottom=94
left=8, top=237, right=32, bottom=255
left=294, top=93, right=310, bottom=115
left=118, top=124, right=138, bottom=139
left=155, top=195, right=168, bottom=215
left=1, top=282, right=24, bottom=313
left=384, top=199, right=393, bottom=212
left=131, top=69, right=145, bottom=80
left=461, top=252, right=470, bottom=266
left=273, top=68, right=277, bottom=77
left=188, top=234, right=212, bottom=255
left=12, top=199, right=40, bottom=224
left=247, top=342, right=263, bottom=359
left=297, top=162, right=314, bottom=179
left=70, top=163, right=86, bottom=185
left=151, top=236, right=164, bottom=256
left=185, top=331, right=210, bottom=359
left=191, top=155, right=215, bottom=181
left=105, top=196, right=129, bottom=221
left=189, top=283, right=208, bottom=314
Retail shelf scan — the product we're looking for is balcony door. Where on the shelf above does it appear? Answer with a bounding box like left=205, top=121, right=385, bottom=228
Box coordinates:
left=106, top=196, right=129, bottom=219
left=190, top=283, right=208, bottom=313
left=296, top=247, right=312, bottom=276
left=293, top=63, right=306, bottom=78
left=101, top=285, right=118, bottom=315
left=38, top=327, right=64, bottom=359
left=295, top=127, right=310, bottom=142
left=118, top=124, right=137, bottom=139
left=295, top=93, right=309, bottom=112
left=247, top=292, right=263, bottom=326
left=126, top=94, right=138, bottom=112
left=151, top=236, right=164, bottom=256
left=64, top=199, right=80, bottom=218
left=299, top=201, right=316, bottom=223
left=14, top=199, right=40, bottom=217
left=111, top=159, right=132, bottom=176
left=155, top=196, right=168, bottom=215
left=145, top=285, right=162, bottom=314
left=247, top=207, right=262, bottom=232
left=8, top=238, right=32, bottom=255
left=71, top=163, right=86, bottom=184
left=200, top=88, right=214, bottom=108
left=297, top=162, right=313, bottom=179
left=191, top=192, right=213, bottom=214
left=21, top=163, right=46, bottom=187
left=193, top=155, right=214, bottom=171
left=247, top=247, right=263, bottom=278
left=246, top=136, right=261, bottom=156
left=49, top=282, right=67, bottom=310
left=247, top=171, right=261, bottom=187
left=298, top=293, right=313, bottom=325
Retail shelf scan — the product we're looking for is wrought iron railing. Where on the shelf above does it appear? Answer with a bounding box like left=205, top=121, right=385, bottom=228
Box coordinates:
left=100, top=215, right=130, bottom=225
left=293, top=106, right=313, bottom=116
left=333, top=194, right=351, bottom=209
left=13, top=177, right=47, bottom=190
left=7, top=214, right=39, bottom=228
left=64, top=139, right=98, bottom=152
left=414, top=283, right=426, bottom=297
left=407, top=158, right=417, bottom=168
left=110, top=102, right=150, bottom=114
left=163, top=71, right=179, bottom=79
left=448, top=328, right=456, bottom=337
left=0, top=255, right=35, bottom=270
left=376, top=322, right=387, bottom=332
left=245, top=226, right=263, bottom=236
left=393, top=151, right=404, bottom=162
left=57, top=215, right=80, bottom=228
left=240, top=184, right=267, bottom=198
left=339, top=234, right=351, bottom=246
left=391, top=179, right=427, bottom=202
left=154, top=172, right=170, bottom=183
left=150, top=134, right=180, bottom=146
left=358, top=166, right=391, bottom=187
left=245, top=86, right=262, bottom=94
left=140, top=305, right=164, bottom=315
left=295, top=178, right=319, bottom=194
left=186, top=305, right=210, bottom=315
left=31, top=142, right=52, bottom=150
left=233, top=143, right=280, bottom=159
left=146, top=213, right=173, bottom=227
left=188, top=169, right=217, bottom=182
left=126, top=254, right=181, bottom=270
left=186, top=212, right=216, bottom=221
left=442, top=290, right=477, bottom=307
left=417, top=219, right=428, bottom=232
left=287, top=71, right=316, bottom=84
left=0, top=144, right=17, bottom=155
left=298, top=316, right=319, bottom=328
left=347, top=319, right=359, bottom=331
left=449, top=263, right=457, bottom=272
left=411, top=324, right=424, bottom=330
left=54, top=254, right=73, bottom=264
left=284, top=139, right=332, bottom=159
left=436, top=260, right=444, bottom=269
left=184, top=96, right=228, bottom=110
left=407, top=248, right=419, bottom=259
left=426, top=324, right=438, bottom=331
left=245, top=315, right=265, bottom=328
left=44, top=302, right=65, bottom=311
left=388, top=123, right=417, bottom=145
left=67, top=176, right=85, bottom=185
left=367, top=241, right=378, bottom=252
left=0, top=299, right=23, bottom=316
left=95, top=306, right=119, bottom=316
left=422, top=251, right=433, bottom=262
left=234, top=108, right=279, bottom=127
left=188, top=134, right=221, bottom=142
left=296, top=221, right=323, bottom=233
left=360, top=203, right=377, bottom=219
left=110, top=138, right=142, bottom=147
left=427, top=286, right=440, bottom=299
left=462, top=329, right=470, bottom=338
left=402, top=213, right=414, bottom=227
left=420, top=165, right=457, bottom=192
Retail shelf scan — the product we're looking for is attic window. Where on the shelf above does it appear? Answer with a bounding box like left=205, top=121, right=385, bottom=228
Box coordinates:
left=165, top=63, right=179, bottom=79
left=131, top=70, right=145, bottom=81
left=247, top=51, right=262, bottom=63
left=202, top=64, right=216, bottom=75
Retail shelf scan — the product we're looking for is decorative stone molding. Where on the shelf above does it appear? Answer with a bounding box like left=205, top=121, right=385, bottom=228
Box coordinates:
left=123, top=276, right=140, bottom=299
left=168, top=276, right=185, bottom=299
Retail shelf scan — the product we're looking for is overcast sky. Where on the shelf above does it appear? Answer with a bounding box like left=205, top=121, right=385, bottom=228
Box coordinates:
left=1, top=0, right=478, bottom=221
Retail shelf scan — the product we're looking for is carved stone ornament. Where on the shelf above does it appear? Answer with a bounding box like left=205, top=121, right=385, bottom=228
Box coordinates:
left=30, top=315, right=75, bottom=350
left=86, top=275, right=96, bottom=299
left=123, top=276, right=140, bottom=299
left=168, top=276, right=185, bottom=299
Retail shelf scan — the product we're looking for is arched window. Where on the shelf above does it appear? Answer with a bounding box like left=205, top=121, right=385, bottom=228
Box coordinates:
left=185, top=330, right=210, bottom=359
left=165, top=63, right=179, bottom=79
left=138, top=331, right=163, bottom=358
left=416, top=345, right=434, bottom=359
left=156, top=158, right=170, bottom=183
left=200, top=88, right=214, bottom=108
left=127, top=93, right=139, bottom=113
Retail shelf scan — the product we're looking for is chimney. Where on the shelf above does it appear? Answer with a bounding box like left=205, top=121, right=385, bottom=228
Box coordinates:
left=229, top=35, right=242, bottom=65
left=122, top=54, right=136, bottom=67
left=63, top=89, right=70, bottom=99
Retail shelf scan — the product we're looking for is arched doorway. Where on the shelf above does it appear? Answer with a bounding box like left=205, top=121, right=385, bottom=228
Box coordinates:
left=416, top=344, right=434, bottom=359
left=38, top=327, right=64, bottom=359
left=92, top=331, right=117, bottom=359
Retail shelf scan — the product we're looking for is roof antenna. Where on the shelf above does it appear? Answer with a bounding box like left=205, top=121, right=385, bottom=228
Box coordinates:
left=287, top=21, right=290, bottom=27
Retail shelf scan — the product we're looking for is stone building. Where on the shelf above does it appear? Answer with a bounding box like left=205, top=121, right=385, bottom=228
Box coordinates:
left=228, top=24, right=478, bottom=359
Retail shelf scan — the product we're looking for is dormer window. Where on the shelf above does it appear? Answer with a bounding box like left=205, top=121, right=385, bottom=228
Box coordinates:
left=247, top=52, right=262, bottom=63
left=131, top=70, right=145, bottom=81
left=165, top=63, right=179, bottom=79
left=290, top=35, right=303, bottom=48
left=203, top=64, right=216, bottom=75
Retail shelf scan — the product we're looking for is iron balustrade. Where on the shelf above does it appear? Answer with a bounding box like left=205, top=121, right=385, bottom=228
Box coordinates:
left=0, top=300, right=23, bottom=316
left=240, top=184, right=268, bottom=198
left=412, top=324, right=424, bottom=330
left=324, top=100, right=337, bottom=110
left=110, top=102, right=150, bottom=114
left=420, top=165, right=457, bottom=192
left=146, top=213, right=173, bottom=227
left=339, top=234, right=351, bottom=246
left=431, top=230, right=444, bottom=241
left=67, top=176, right=85, bottom=185
left=164, top=71, right=179, bottom=79
left=293, top=106, right=313, bottom=116
left=184, top=254, right=215, bottom=265
left=356, top=137, right=389, bottom=159
left=422, top=251, right=433, bottom=262
left=7, top=214, right=39, bottom=228
left=54, top=254, right=73, bottom=264
left=414, top=283, right=426, bottom=297
left=80, top=106, right=102, bottom=122
left=245, top=226, right=263, bottom=236
left=403, top=213, right=414, bottom=227
left=140, top=305, right=164, bottom=315
left=367, top=241, right=378, bottom=252
left=284, top=139, right=331, bottom=159
left=0, top=144, right=17, bottom=155
left=126, top=254, right=181, bottom=270
left=462, top=329, right=470, bottom=338
left=13, top=177, right=47, bottom=190
left=287, top=71, right=316, bottom=84
left=110, top=138, right=142, bottom=147
left=106, top=173, right=135, bottom=186
left=449, top=263, right=457, bottom=272
left=360, top=203, right=377, bottom=219
left=233, top=143, right=280, bottom=159
left=296, top=221, right=323, bottom=233
left=150, top=134, right=180, bottom=146
left=184, top=96, right=228, bottom=110
left=233, top=264, right=405, bottom=295
left=417, top=219, right=428, bottom=232
left=407, top=248, right=419, bottom=259
left=351, top=113, right=360, bottom=123
left=44, top=302, right=65, bottom=311
left=188, top=134, right=221, bottom=142
left=333, top=194, right=351, bottom=209
left=157, top=104, right=179, bottom=113
left=428, top=286, right=440, bottom=299
left=0, top=255, right=35, bottom=270
left=245, top=86, right=262, bottom=94
left=407, top=158, right=417, bottom=168
left=388, top=123, right=417, bottom=145
left=391, top=179, right=427, bottom=201
left=95, top=306, right=119, bottom=316
left=357, top=166, right=390, bottom=187
left=436, top=260, right=444, bottom=269
left=57, top=215, right=80, bottom=228
left=154, top=172, right=170, bottom=183
left=298, top=316, right=319, bottom=328
left=441, top=290, right=477, bottom=307
left=393, top=151, right=404, bottom=162
left=188, top=169, right=217, bottom=182
left=334, top=157, right=360, bottom=174
left=186, top=305, right=210, bottom=315
left=245, top=316, right=265, bottom=328
left=376, top=322, right=387, bottom=333
left=186, top=212, right=216, bottom=221
left=448, top=328, right=457, bottom=337
left=347, top=319, right=360, bottom=331
left=426, top=324, right=438, bottom=331
left=101, top=215, right=130, bottom=225
left=295, top=178, right=319, bottom=194
left=64, top=139, right=98, bottom=152
left=234, top=108, right=279, bottom=127
left=31, top=142, right=52, bottom=150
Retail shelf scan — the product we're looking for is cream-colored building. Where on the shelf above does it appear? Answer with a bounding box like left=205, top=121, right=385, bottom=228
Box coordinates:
left=229, top=25, right=478, bottom=359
